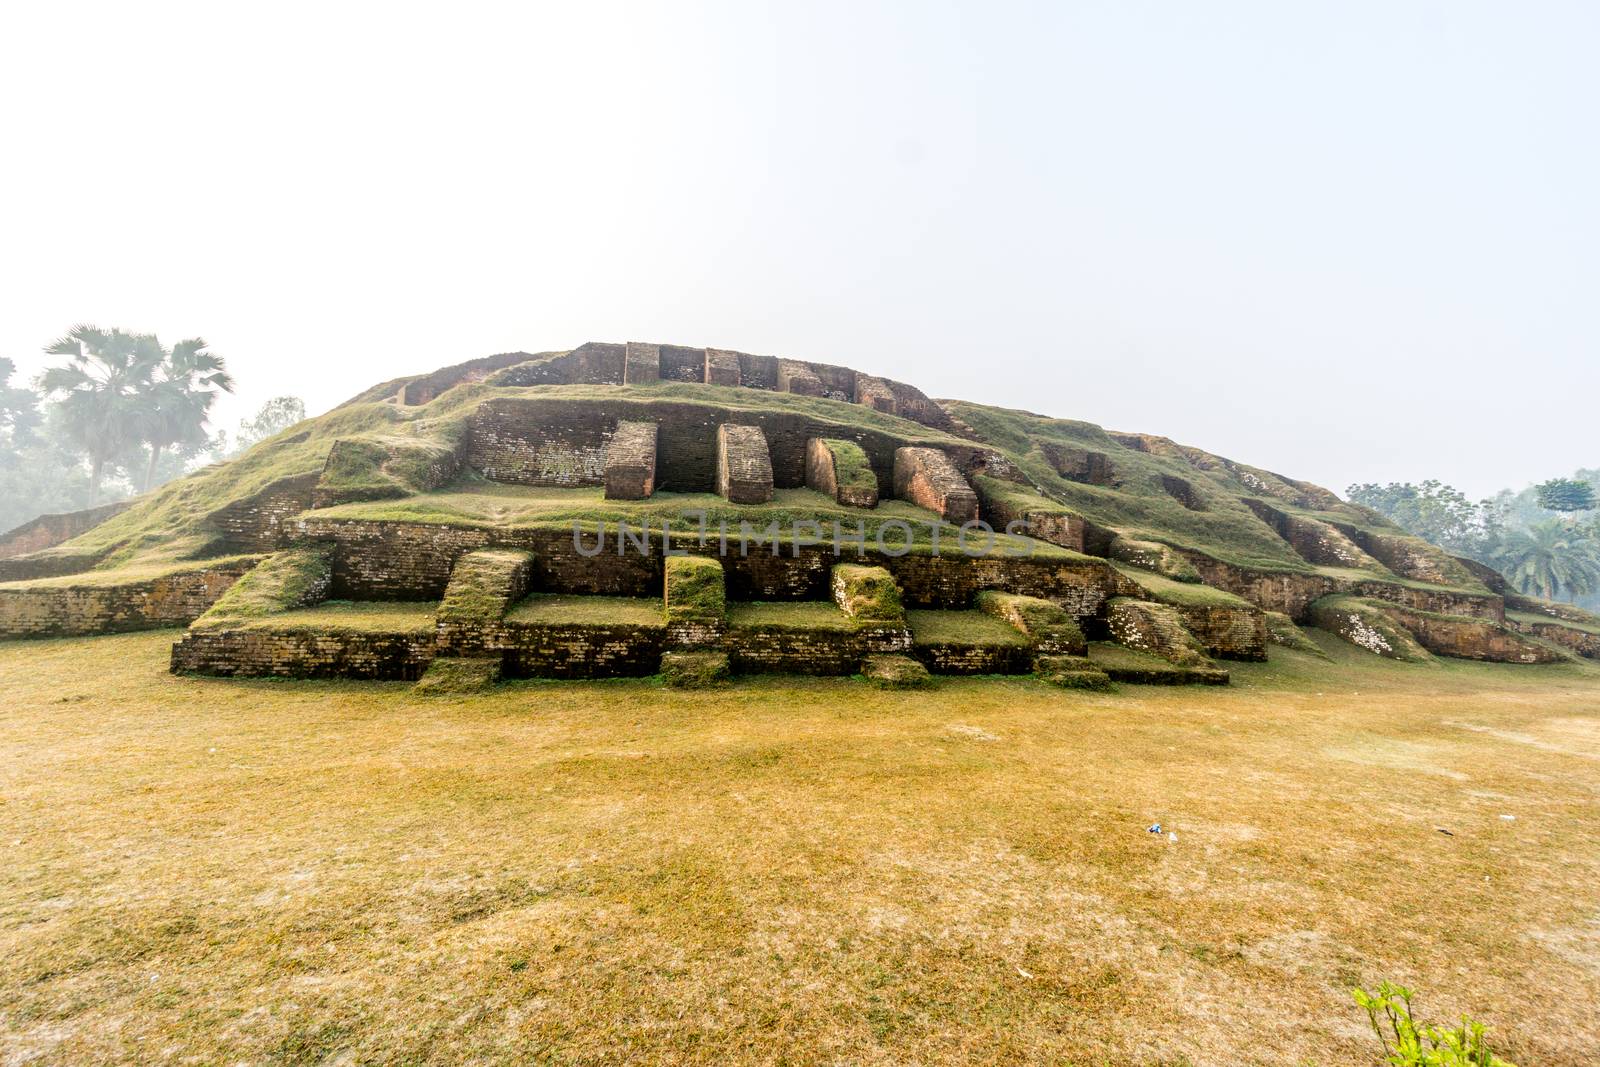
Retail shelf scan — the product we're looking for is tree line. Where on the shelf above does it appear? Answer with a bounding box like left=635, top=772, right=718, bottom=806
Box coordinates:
left=0, top=325, right=305, bottom=535
left=1347, top=476, right=1600, bottom=608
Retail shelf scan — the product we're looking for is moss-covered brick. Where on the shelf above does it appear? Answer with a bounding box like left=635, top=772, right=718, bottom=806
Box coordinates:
left=1307, top=595, right=1434, bottom=663
left=861, top=653, right=932, bottom=689
left=1262, top=611, right=1328, bottom=657
left=806, top=438, right=879, bottom=508
left=414, top=656, right=502, bottom=694
left=1033, top=654, right=1113, bottom=690
left=192, top=546, right=333, bottom=628
left=664, top=555, right=726, bottom=623
left=1107, top=536, right=1202, bottom=583
left=830, top=564, right=904, bottom=622
left=660, top=651, right=731, bottom=688
left=975, top=590, right=1086, bottom=655
left=1105, top=598, right=1213, bottom=668
left=438, top=549, right=536, bottom=623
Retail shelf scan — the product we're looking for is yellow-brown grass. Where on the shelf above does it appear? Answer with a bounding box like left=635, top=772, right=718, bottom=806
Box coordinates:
left=2, top=632, right=1598, bottom=1065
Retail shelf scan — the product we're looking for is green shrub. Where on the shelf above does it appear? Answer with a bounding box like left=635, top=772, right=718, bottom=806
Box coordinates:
left=1353, top=982, right=1517, bottom=1066
left=664, top=555, right=725, bottom=624
left=831, top=564, right=904, bottom=621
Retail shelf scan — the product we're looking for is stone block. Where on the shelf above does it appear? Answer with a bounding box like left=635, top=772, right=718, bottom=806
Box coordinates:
left=623, top=341, right=661, bottom=385
left=893, top=447, right=979, bottom=524
left=716, top=424, right=773, bottom=504
left=603, top=421, right=658, bottom=500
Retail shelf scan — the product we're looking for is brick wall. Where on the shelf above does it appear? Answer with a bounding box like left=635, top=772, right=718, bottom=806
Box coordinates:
left=205, top=472, right=321, bottom=551
left=171, top=628, right=434, bottom=679
left=893, top=448, right=978, bottom=524
left=0, top=500, right=132, bottom=560
left=0, top=558, right=260, bottom=639
left=716, top=424, right=774, bottom=504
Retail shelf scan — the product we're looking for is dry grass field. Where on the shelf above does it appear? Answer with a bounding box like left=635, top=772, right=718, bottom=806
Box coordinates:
left=2, top=632, right=1599, bottom=1065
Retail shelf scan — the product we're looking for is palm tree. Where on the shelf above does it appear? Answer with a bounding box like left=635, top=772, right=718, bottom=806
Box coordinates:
left=140, top=337, right=233, bottom=491
left=39, top=326, right=164, bottom=501
left=1491, top=520, right=1600, bottom=601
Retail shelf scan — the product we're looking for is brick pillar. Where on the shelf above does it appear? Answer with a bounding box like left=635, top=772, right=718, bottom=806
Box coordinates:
left=716, top=424, right=774, bottom=504
left=892, top=447, right=979, bottom=524
left=603, top=421, right=658, bottom=500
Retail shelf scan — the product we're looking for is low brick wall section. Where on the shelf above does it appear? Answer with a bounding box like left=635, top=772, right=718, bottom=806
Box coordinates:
left=0, top=500, right=132, bottom=560
left=204, top=472, right=321, bottom=551
left=911, top=642, right=1030, bottom=675
left=501, top=623, right=663, bottom=678
left=725, top=626, right=863, bottom=675
left=1508, top=617, right=1600, bottom=659
left=171, top=628, right=433, bottom=679
left=1384, top=606, right=1562, bottom=664
left=1178, top=550, right=1504, bottom=623
left=704, top=348, right=742, bottom=386
left=293, top=517, right=1124, bottom=612
left=893, top=448, right=978, bottom=524
left=1242, top=499, right=1376, bottom=569
left=1172, top=605, right=1268, bottom=662
left=0, top=559, right=260, bottom=639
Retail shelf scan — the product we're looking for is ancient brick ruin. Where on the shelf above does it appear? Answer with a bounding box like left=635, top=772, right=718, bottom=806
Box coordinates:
left=3, top=337, right=1597, bottom=688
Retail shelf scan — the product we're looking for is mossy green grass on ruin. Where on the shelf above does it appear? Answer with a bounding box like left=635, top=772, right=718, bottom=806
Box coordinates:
left=817, top=437, right=877, bottom=494
left=0, top=553, right=265, bottom=591
left=1509, top=609, right=1600, bottom=637
left=234, top=601, right=436, bottom=634
left=193, top=546, right=332, bottom=625
left=907, top=609, right=1030, bottom=648
left=1110, top=562, right=1255, bottom=609
left=663, top=555, right=727, bottom=623
left=506, top=594, right=665, bottom=628
left=726, top=601, right=859, bottom=632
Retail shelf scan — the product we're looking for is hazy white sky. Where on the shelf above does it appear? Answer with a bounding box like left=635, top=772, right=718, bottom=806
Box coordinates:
left=2, top=1, right=1594, bottom=500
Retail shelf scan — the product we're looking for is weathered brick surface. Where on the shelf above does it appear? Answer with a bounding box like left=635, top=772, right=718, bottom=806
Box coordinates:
left=1105, top=598, right=1211, bottom=667
left=0, top=559, right=260, bottom=639
left=853, top=375, right=898, bottom=414
left=434, top=549, right=536, bottom=655
left=401, top=351, right=542, bottom=405
left=912, top=641, right=1029, bottom=675
left=974, top=484, right=1083, bottom=552
left=1039, top=443, right=1114, bottom=486
left=500, top=622, right=663, bottom=679
left=603, top=421, right=658, bottom=500
left=659, top=345, right=705, bottom=383
left=805, top=438, right=879, bottom=508
left=704, top=348, right=741, bottom=386
left=1243, top=499, right=1377, bottom=570
left=0, top=500, right=131, bottom=560
left=0, top=547, right=110, bottom=583
left=468, top=396, right=955, bottom=495
left=716, top=424, right=774, bottom=504
left=893, top=447, right=979, bottom=524
left=975, top=591, right=1086, bottom=655
left=777, top=360, right=826, bottom=398
left=623, top=341, right=661, bottom=385
left=1326, top=521, right=1479, bottom=588
left=171, top=627, right=434, bottom=679
left=1508, top=616, right=1600, bottom=658
left=489, top=343, right=625, bottom=387
left=206, top=472, right=320, bottom=550
left=725, top=624, right=862, bottom=675
left=1381, top=604, right=1561, bottom=664
left=1172, top=605, right=1268, bottom=662
left=1179, top=550, right=1503, bottom=623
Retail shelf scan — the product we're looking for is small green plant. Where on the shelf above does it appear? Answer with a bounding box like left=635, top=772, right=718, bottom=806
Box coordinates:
left=1352, top=982, right=1516, bottom=1066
